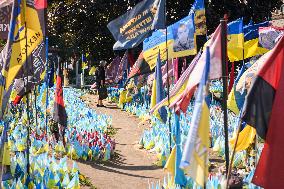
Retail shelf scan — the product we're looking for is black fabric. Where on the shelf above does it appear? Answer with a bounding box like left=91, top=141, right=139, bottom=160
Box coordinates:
left=95, top=66, right=106, bottom=87
left=98, top=85, right=108, bottom=100
left=242, top=77, right=275, bottom=139
left=53, top=104, right=68, bottom=127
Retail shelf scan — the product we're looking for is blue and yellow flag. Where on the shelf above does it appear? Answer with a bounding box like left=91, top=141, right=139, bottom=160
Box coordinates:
left=243, top=21, right=269, bottom=59
left=192, top=0, right=206, bottom=35
left=227, top=18, right=244, bottom=62
left=227, top=64, right=247, bottom=115
left=150, top=51, right=167, bottom=123
left=82, top=54, right=88, bottom=70
left=227, top=65, right=257, bottom=152
left=179, top=47, right=210, bottom=187
left=0, top=0, right=43, bottom=116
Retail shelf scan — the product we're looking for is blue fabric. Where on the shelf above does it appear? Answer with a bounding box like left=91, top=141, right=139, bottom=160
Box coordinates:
left=228, top=18, right=243, bottom=35
left=174, top=113, right=187, bottom=186
left=155, top=52, right=167, bottom=123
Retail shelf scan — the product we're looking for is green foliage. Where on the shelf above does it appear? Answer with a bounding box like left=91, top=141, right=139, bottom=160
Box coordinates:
left=0, top=39, right=5, bottom=48
left=48, top=0, right=282, bottom=62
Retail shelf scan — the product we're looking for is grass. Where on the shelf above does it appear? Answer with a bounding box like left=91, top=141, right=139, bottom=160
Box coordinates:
left=106, top=126, right=118, bottom=137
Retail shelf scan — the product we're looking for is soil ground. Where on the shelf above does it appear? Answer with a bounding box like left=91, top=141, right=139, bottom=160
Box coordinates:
left=71, top=94, right=166, bottom=189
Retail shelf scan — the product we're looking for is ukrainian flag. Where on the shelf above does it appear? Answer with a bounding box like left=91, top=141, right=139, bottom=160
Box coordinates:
left=227, top=64, right=247, bottom=115
left=227, top=18, right=244, bottom=62
left=243, top=21, right=269, bottom=59
left=228, top=65, right=256, bottom=152
left=82, top=54, right=88, bottom=70
left=179, top=47, right=210, bottom=187
left=0, top=0, right=43, bottom=116
left=243, top=21, right=269, bottom=34
left=150, top=51, right=167, bottom=123
left=164, top=114, right=187, bottom=186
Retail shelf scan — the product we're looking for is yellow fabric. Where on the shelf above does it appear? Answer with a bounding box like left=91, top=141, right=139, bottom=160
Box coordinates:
left=40, top=70, right=46, bottom=80
left=244, top=38, right=269, bottom=59
left=164, top=145, right=177, bottom=177
left=143, top=38, right=197, bottom=69
left=82, top=62, right=88, bottom=70
left=227, top=33, right=244, bottom=62
left=150, top=79, right=157, bottom=109
left=194, top=9, right=207, bottom=35
left=185, top=102, right=209, bottom=187
left=41, top=90, right=46, bottom=106
left=1, top=142, right=11, bottom=165
left=10, top=89, right=17, bottom=101
left=118, top=90, right=127, bottom=108
left=6, top=5, right=43, bottom=89
left=227, top=88, right=240, bottom=115
left=153, top=80, right=188, bottom=115
left=0, top=3, right=43, bottom=116
left=230, top=126, right=256, bottom=152
left=89, top=66, right=96, bottom=75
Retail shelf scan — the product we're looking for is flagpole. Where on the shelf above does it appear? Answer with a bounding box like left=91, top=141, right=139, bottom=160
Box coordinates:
left=164, top=0, right=172, bottom=153
left=220, top=18, right=229, bottom=175
left=25, top=18, right=31, bottom=178
left=45, top=37, right=49, bottom=138
left=226, top=111, right=243, bottom=189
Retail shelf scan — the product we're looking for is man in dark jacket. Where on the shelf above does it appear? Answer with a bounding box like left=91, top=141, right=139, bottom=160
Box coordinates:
left=95, top=60, right=107, bottom=107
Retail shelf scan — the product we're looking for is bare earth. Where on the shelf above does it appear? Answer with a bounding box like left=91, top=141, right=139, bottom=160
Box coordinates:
left=74, top=94, right=166, bottom=189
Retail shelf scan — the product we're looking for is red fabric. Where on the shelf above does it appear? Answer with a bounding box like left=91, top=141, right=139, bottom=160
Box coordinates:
left=173, top=58, right=179, bottom=84
left=252, top=36, right=284, bottom=188
left=228, top=62, right=235, bottom=93
left=13, top=95, right=23, bottom=105
left=169, top=25, right=222, bottom=114
left=34, top=0, right=47, bottom=9
left=258, top=36, right=284, bottom=89
left=55, top=75, right=65, bottom=107
left=128, top=51, right=135, bottom=67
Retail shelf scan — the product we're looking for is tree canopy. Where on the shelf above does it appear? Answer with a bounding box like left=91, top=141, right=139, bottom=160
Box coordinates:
left=47, top=0, right=282, bottom=63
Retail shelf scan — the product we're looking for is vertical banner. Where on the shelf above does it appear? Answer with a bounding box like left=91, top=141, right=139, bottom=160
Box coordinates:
left=0, top=4, right=12, bottom=40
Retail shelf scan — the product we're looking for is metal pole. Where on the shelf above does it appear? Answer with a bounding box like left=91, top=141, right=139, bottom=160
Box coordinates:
left=165, top=0, right=172, bottom=153
left=220, top=19, right=229, bottom=175
left=45, top=37, right=49, bottom=137
left=25, top=23, right=31, bottom=177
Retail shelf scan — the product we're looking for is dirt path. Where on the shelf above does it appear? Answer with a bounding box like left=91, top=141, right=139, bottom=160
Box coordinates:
left=75, top=94, right=166, bottom=189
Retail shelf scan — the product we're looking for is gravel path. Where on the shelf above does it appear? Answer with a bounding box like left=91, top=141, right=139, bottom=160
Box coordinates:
left=76, top=94, right=166, bottom=189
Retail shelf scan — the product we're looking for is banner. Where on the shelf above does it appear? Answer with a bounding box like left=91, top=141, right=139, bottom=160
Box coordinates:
left=192, top=0, right=206, bottom=35
left=105, top=56, right=121, bottom=84
left=13, top=41, right=46, bottom=96
left=0, top=0, right=44, bottom=116
left=0, top=4, right=11, bottom=40
left=107, top=0, right=165, bottom=50
left=143, top=15, right=196, bottom=69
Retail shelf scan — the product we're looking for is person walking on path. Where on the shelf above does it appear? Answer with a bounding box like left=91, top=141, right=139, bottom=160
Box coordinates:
left=95, top=60, right=107, bottom=107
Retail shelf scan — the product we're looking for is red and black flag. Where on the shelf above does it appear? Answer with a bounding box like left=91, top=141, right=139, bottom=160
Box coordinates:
left=242, top=36, right=284, bottom=188
left=127, top=52, right=153, bottom=81
left=53, top=66, right=67, bottom=127
left=34, top=0, right=47, bottom=36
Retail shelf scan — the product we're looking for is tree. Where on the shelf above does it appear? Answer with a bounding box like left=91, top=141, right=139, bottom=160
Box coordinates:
left=47, top=0, right=282, bottom=63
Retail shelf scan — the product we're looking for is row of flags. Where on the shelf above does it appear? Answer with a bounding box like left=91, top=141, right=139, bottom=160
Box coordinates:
left=0, top=0, right=46, bottom=117
left=107, top=0, right=284, bottom=186
left=0, top=0, right=68, bottom=137
left=0, top=0, right=69, bottom=133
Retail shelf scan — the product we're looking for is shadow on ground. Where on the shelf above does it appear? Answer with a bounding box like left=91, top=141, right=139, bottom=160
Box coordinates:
left=77, top=152, right=161, bottom=180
